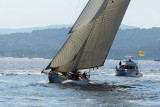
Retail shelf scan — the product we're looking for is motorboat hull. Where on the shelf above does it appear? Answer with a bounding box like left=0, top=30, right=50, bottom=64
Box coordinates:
left=115, top=69, right=143, bottom=77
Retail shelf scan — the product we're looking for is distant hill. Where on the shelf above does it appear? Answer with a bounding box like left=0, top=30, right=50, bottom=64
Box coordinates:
left=109, top=27, right=160, bottom=60
left=0, top=27, right=160, bottom=60
left=0, top=25, right=71, bottom=34
left=0, top=28, right=69, bottom=58
left=0, top=24, right=136, bottom=34
left=120, top=24, right=137, bottom=30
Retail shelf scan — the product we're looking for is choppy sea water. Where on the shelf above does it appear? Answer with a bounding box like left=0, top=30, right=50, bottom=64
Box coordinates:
left=0, top=58, right=160, bottom=107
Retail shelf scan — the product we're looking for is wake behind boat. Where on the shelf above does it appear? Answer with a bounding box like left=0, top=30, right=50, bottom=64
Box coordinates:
left=42, top=0, right=131, bottom=83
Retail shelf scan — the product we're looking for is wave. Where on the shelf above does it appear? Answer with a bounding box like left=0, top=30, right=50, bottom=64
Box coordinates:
left=0, top=73, right=5, bottom=76
left=0, top=70, right=41, bottom=76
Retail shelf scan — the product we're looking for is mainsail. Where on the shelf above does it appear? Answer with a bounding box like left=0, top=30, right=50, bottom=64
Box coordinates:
left=46, top=0, right=131, bottom=72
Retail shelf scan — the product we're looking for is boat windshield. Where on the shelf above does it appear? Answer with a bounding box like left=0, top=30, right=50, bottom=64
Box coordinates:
left=120, top=65, right=135, bottom=69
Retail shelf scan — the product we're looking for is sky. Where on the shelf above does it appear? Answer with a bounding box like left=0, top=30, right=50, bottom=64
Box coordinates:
left=0, top=0, right=160, bottom=28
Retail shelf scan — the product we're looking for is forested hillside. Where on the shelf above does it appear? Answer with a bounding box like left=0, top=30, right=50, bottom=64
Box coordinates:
left=0, top=27, right=160, bottom=60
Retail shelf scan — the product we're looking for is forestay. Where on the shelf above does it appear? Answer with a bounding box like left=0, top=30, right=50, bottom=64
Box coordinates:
left=46, top=0, right=131, bottom=72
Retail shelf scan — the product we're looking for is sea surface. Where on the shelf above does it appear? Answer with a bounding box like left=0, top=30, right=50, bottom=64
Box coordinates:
left=0, top=57, right=160, bottom=107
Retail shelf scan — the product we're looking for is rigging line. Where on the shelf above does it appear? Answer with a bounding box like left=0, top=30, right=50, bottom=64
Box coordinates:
left=57, top=0, right=87, bottom=49
left=61, top=0, right=89, bottom=64
left=70, top=0, right=81, bottom=26
left=56, top=0, right=87, bottom=66
left=82, top=0, right=89, bottom=11
left=69, top=0, right=90, bottom=33
left=44, top=1, right=83, bottom=69
left=44, top=0, right=83, bottom=69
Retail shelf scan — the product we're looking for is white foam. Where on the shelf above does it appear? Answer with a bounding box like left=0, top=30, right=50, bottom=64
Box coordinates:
left=62, top=80, right=89, bottom=85
left=0, top=70, right=42, bottom=76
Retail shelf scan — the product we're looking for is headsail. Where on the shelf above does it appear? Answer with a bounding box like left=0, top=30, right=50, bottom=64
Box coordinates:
left=69, top=0, right=108, bottom=33
left=46, top=0, right=131, bottom=72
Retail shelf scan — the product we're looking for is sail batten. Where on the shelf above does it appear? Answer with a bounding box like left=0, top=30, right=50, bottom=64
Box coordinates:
left=46, top=0, right=131, bottom=72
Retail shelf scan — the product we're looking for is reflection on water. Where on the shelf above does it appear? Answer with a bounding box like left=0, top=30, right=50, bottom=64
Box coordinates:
left=0, top=58, right=160, bottom=106
left=58, top=82, right=135, bottom=92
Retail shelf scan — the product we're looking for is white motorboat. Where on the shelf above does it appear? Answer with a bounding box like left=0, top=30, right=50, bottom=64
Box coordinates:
left=115, top=59, right=143, bottom=77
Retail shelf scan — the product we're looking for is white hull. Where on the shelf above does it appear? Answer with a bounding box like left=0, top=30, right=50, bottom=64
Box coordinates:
left=115, top=69, right=143, bottom=77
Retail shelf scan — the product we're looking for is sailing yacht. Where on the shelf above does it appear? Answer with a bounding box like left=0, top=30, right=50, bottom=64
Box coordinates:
left=42, top=0, right=131, bottom=83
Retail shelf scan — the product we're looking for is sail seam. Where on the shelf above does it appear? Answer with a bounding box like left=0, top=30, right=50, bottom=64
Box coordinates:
left=97, top=10, right=104, bottom=66
left=103, top=0, right=123, bottom=62
left=73, top=21, right=97, bottom=72
left=80, top=0, right=109, bottom=68
left=102, top=0, right=127, bottom=65
left=91, top=12, right=105, bottom=67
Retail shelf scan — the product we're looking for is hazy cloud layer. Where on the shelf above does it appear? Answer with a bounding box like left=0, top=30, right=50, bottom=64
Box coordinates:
left=0, top=0, right=160, bottom=28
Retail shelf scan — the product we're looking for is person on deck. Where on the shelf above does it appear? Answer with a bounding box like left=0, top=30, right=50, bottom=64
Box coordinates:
left=49, top=68, right=58, bottom=75
left=119, top=61, right=122, bottom=65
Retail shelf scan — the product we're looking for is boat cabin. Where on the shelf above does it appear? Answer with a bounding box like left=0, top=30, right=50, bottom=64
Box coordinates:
left=119, top=60, right=138, bottom=70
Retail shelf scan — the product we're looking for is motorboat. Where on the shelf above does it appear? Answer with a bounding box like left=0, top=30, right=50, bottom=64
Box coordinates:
left=115, top=59, right=143, bottom=77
